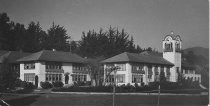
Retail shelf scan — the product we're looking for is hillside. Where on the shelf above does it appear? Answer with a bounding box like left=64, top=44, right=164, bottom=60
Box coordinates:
left=183, top=47, right=209, bottom=88
left=183, top=47, right=209, bottom=60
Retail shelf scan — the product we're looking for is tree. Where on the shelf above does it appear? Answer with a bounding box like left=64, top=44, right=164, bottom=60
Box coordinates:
left=104, top=66, right=120, bottom=85
left=44, top=23, right=70, bottom=51
left=9, top=22, right=26, bottom=51
left=23, top=21, right=46, bottom=52
left=0, top=12, right=13, bottom=50
left=78, top=27, right=139, bottom=58
left=0, top=58, right=18, bottom=91
left=86, top=57, right=105, bottom=86
left=177, top=70, right=185, bottom=87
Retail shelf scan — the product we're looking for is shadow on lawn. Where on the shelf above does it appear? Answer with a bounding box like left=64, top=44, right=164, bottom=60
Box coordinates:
left=6, top=95, right=40, bottom=106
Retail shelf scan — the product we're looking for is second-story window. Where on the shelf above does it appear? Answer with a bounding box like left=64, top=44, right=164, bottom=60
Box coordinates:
left=116, top=64, right=126, bottom=71
left=73, top=64, right=87, bottom=71
left=24, top=63, right=35, bottom=69
left=132, top=64, right=144, bottom=73
left=46, top=62, right=62, bottom=69
left=148, top=66, right=152, bottom=79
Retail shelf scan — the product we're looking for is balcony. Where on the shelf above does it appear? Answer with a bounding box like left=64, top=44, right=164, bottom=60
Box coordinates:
left=72, top=69, right=88, bottom=74
left=132, top=70, right=145, bottom=74
left=46, top=69, right=64, bottom=73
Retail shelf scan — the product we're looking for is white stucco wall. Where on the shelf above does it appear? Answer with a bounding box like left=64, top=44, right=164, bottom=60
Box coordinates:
left=20, top=62, right=91, bottom=87
left=20, top=62, right=44, bottom=87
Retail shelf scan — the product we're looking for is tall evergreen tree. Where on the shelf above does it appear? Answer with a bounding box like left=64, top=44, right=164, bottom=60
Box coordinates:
left=44, top=23, right=70, bottom=51
left=23, top=21, right=46, bottom=52
left=0, top=58, right=18, bottom=91
left=9, top=22, right=27, bottom=51
left=78, top=27, right=138, bottom=58
left=0, top=13, right=13, bottom=50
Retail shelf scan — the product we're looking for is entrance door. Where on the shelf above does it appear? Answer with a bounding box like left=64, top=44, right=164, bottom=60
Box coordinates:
left=35, top=75, right=38, bottom=88
left=65, top=75, right=69, bottom=84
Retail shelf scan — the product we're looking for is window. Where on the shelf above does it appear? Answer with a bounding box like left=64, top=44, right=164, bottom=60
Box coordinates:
left=132, top=74, right=143, bottom=83
left=154, top=67, right=159, bottom=75
left=132, top=64, right=144, bottom=74
left=73, top=64, right=87, bottom=71
left=24, top=63, right=35, bottom=69
left=46, top=62, right=62, bottom=69
left=116, top=64, right=126, bottom=71
left=176, top=43, right=180, bottom=51
left=166, top=67, right=170, bottom=81
left=11, top=64, right=19, bottom=70
left=106, top=64, right=114, bottom=69
left=116, top=74, right=125, bottom=83
left=148, top=66, right=152, bottom=79
left=46, top=73, right=62, bottom=82
left=154, top=66, right=159, bottom=81
left=24, top=73, right=35, bottom=81
left=72, top=74, right=87, bottom=82
left=107, top=75, right=114, bottom=83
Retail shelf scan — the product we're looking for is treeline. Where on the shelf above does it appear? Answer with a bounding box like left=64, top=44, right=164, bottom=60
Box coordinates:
left=0, top=13, right=70, bottom=52
left=0, top=12, right=155, bottom=58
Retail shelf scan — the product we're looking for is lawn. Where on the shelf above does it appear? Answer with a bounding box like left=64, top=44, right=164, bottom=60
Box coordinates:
left=1, top=93, right=208, bottom=106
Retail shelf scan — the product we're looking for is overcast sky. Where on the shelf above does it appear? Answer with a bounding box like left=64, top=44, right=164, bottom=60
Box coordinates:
left=0, top=0, right=208, bottom=51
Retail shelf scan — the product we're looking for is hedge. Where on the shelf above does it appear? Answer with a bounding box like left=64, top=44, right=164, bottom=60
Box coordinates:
left=52, top=82, right=205, bottom=94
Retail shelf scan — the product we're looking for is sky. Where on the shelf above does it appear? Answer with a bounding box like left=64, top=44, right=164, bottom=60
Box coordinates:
left=0, top=0, right=208, bottom=51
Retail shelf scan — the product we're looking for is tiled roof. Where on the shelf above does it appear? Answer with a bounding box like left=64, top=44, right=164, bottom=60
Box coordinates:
left=0, top=51, right=31, bottom=63
left=182, top=61, right=195, bottom=70
left=101, top=52, right=173, bottom=66
left=17, top=50, right=86, bottom=63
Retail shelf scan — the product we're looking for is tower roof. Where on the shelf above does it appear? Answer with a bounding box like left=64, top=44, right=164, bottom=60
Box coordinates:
left=163, top=31, right=182, bottom=41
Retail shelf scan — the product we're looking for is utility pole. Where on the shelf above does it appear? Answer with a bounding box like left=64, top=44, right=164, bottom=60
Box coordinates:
left=112, top=67, right=119, bottom=106
left=113, top=69, right=117, bottom=106
left=157, top=85, right=160, bottom=106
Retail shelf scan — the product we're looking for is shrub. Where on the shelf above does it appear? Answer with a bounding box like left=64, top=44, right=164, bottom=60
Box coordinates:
left=14, top=79, right=22, bottom=87
left=85, top=81, right=91, bottom=86
left=41, top=82, right=53, bottom=89
left=134, top=83, right=138, bottom=88
left=73, top=81, right=91, bottom=86
left=53, top=81, right=64, bottom=88
left=21, top=81, right=35, bottom=89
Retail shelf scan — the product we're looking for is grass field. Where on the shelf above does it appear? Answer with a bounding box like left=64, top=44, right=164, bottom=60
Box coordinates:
left=1, top=93, right=208, bottom=106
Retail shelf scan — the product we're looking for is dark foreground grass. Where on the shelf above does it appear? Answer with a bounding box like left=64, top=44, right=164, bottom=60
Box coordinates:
left=2, top=93, right=208, bottom=106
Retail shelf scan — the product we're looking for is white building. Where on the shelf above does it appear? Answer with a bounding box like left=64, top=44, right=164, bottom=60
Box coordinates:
left=17, top=50, right=91, bottom=88
left=101, top=32, right=201, bottom=86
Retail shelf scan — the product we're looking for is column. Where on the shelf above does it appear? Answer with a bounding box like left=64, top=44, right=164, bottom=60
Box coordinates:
left=103, top=64, right=106, bottom=85
left=126, top=63, right=132, bottom=84
left=143, top=65, right=148, bottom=85
left=158, top=66, right=161, bottom=81
left=151, top=65, right=155, bottom=82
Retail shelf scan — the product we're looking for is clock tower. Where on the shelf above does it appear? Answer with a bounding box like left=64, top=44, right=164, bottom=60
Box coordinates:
left=163, top=31, right=182, bottom=82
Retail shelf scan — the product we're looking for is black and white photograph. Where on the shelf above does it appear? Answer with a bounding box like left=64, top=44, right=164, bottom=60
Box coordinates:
left=0, top=0, right=209, bottom=106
